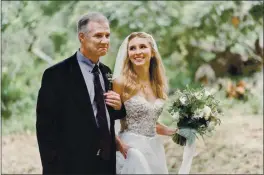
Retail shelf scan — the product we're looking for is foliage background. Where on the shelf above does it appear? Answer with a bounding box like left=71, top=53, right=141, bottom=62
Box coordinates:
left=1, top=1, right=263, bottom=174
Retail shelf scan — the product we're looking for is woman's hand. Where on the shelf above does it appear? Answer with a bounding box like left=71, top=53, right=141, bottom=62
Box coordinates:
left=165, top=128, right=178, bottom=136
left=116, top=136, right=130, bottom=159
left=156, top=122, right=178, bottom=136
left=118, top=141, right=130, bottom=159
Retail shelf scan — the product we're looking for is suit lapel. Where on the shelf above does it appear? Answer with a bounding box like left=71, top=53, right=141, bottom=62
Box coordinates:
left=99, top=63, right=115, bottom=120
left=69, top=53, right=98, bottom=128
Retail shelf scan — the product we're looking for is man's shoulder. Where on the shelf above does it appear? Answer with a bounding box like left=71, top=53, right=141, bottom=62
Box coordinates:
left=99, top=62, right=111, bottom=73
left=44, top=52, right=76, bottom=74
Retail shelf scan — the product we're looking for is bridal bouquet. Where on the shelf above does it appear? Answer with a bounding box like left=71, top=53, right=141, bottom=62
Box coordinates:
left=168, top=86, right=222, bottom=146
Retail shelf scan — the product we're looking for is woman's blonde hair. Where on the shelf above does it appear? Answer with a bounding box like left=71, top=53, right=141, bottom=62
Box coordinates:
left=121, top=32, right=168, bottom=101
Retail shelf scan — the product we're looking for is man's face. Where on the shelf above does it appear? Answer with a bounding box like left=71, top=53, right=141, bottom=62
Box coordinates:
left=80, top=21, right=110, bottom=58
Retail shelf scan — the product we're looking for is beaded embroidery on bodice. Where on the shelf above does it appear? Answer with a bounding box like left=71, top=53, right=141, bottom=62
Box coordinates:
left=119, top=95, right=165, bottom=137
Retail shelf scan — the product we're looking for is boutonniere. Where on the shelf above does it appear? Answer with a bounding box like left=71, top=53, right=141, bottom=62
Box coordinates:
left=106, top=73, right=113, bottom=90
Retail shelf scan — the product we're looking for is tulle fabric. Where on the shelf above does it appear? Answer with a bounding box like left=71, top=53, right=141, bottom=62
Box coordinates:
left=178, top=140, right=196, bottom=174
left=116, top=132, right=168, bottom=174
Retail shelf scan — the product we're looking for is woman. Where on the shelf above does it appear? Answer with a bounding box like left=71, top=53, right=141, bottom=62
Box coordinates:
left=111, top=32, right=176, bottom=174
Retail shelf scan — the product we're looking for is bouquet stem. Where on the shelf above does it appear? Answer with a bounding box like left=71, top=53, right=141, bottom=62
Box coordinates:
left=172, top=133, right=186, bottom=146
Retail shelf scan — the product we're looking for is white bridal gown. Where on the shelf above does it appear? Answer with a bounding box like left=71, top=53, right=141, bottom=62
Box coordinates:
left=116, top=95, right=168, bottom=174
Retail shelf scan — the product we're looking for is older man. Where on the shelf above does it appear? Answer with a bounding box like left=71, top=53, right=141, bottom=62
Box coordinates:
left=36, top=12, right=126, bottom=174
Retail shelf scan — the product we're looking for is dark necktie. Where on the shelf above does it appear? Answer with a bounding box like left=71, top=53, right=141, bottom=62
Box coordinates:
left=92, top=65, right=112, bottom=160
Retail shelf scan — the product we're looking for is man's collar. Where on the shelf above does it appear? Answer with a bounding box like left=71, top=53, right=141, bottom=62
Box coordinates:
left=77, top=49, right=100, bottom=71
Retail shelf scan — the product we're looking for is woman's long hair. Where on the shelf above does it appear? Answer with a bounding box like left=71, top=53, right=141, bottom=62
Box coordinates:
left=121, top=32, right=168, bottom=101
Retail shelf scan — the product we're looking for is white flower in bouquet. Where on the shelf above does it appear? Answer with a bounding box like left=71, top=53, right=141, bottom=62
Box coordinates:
left=204, top=90, right=211, bottom=97
left=179, top=96, right=188, bottom=105
left=193, top=108, right=204, bottom=119
left=203, top=105, right=211, bottom=120
left=172, top=111, right=180, bottom=122
left=194, top=92, right=203, bottom=100
left=207, top=121, right=216, bottom=131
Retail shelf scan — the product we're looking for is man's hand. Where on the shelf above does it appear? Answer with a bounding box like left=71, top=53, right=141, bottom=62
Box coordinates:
left=104, top=90, right=122, bottom=110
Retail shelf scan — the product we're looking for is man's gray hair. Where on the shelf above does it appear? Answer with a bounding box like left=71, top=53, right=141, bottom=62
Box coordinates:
left=77, top=12, right=109, bottom=34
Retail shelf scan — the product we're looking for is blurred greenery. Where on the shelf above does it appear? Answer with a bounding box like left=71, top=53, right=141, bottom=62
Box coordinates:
left=2, top=1, right=263, bottom=134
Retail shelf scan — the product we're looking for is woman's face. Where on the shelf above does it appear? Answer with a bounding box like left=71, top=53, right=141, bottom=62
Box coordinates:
left=128, top=37, right=153, bottom=68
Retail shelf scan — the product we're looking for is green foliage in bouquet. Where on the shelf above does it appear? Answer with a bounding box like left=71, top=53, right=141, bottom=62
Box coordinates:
left=168, top=86, right=223, bottom=146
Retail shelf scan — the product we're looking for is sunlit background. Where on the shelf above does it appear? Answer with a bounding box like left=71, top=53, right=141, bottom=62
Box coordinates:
left=2, top=1, right=263, bottom=174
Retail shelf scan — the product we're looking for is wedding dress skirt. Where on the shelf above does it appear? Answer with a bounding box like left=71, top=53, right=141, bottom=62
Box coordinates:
left=116, top=132, right=168, bottom=174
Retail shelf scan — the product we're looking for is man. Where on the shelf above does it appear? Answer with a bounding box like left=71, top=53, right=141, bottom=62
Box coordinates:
left=36, top=12, right=126, bottom=174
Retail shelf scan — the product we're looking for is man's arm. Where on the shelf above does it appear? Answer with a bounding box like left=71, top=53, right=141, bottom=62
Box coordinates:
left=36, top=69, right=60, bottom=173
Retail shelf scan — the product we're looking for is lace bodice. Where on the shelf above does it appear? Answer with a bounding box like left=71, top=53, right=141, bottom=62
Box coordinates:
left=119, top=95, right=165, bottom=137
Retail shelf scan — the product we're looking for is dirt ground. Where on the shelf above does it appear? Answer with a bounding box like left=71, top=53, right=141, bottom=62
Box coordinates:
left=2, top=113, right=263, bottom=174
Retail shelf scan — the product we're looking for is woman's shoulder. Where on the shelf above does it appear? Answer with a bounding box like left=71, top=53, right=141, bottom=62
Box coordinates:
left=113, top=76, right=125, bottom=90
left=113, top=76, right=124, bottom=86
left=113, top=76, right=125, bottom=95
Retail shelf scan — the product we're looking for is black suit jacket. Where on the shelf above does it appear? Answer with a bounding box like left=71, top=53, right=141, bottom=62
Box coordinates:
left=36, top=52, right=126, bottom=174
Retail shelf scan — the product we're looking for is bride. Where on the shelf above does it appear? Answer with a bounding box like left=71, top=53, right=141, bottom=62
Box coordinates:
left=112, top=32, right=177, bottom=174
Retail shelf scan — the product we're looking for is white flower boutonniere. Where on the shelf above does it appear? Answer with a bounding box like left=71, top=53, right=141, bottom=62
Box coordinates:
left=106, top=73, right=113, bottom=90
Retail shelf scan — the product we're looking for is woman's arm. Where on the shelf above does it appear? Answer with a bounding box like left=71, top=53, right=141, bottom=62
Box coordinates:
left=156, top=121, right=178, bottom=136
left=110, top=77, right=126, bottom=120
left=115, top=135, right=130, bottom=159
